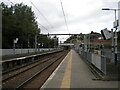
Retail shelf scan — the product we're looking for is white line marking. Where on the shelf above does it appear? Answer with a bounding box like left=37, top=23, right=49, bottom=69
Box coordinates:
left=33, top=55, right=37, bottom=57
left=40, top=51, right=70, bottom=89
left=16, top=57, right=26, bottom=60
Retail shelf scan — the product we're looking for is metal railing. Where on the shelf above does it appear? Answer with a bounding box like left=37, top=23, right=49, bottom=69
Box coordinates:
left=78, top=49, right=107, bottom=75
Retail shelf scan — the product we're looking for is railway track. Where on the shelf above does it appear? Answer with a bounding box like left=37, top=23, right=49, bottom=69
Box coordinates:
left=2, top=50, right=61, bottom=73
left=2, top=53, right=53, bottom=81
left=2, top=50, right=69, bottom=89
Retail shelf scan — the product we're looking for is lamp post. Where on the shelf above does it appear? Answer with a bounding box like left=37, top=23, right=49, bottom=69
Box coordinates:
left=102, top=8, right=120, bottom=20
left=102, top=8, right=120, bottom=64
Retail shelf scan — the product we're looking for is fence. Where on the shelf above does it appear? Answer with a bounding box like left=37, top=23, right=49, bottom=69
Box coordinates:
left=78, top=49, right=107, bottom=75
left=1, top=48, right=55, bottom=56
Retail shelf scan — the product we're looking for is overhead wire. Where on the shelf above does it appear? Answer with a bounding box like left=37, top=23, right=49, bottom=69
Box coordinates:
left=29, top=0, right=53, bottom=29
left=7, top=0, right=14, bottom=5
left=7, top=0, right=49, bottom=34
left=59, top=0, right=70, bottom=34
left=38, top=23, right=49, bottom=33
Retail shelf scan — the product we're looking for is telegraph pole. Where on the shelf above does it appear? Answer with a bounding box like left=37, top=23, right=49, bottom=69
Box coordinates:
left=35, top=35, right=37, bottom=52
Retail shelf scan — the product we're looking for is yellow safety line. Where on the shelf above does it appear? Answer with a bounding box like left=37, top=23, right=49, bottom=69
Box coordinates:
left=60, top=50, right=72, bottom=88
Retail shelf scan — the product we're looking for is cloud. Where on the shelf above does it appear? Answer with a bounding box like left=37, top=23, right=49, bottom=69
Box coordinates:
left=1, top=0, right=120, bottom=41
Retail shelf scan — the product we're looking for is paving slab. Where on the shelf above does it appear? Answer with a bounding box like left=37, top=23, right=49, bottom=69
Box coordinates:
left=41, top=49, right=119, bottom=89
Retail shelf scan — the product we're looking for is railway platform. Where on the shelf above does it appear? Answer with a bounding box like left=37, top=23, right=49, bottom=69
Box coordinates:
left=41, top=49, right=119, bottom=89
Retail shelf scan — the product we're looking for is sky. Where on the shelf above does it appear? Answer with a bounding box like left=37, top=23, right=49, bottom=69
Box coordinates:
left=1, top=0, right=120, bottom=42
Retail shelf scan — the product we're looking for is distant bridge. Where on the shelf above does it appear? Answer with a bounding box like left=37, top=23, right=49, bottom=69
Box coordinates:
left=42, top=33, right=81, bottom=36
left=59, top=43, right=74, bottom=46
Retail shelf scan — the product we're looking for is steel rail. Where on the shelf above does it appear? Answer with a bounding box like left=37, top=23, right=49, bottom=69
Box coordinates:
left=16, top=52, right=65, bottom=89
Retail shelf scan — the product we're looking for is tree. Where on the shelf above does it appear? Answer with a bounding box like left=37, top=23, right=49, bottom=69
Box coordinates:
left=36, top=34, right=56, bottom=48
left=2, top=3, right=40, bottom=48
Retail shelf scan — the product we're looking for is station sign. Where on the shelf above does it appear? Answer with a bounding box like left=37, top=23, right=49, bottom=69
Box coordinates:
left=101, top=28, right=111, bottom=40
left=14, top=38, right=19, bottom=43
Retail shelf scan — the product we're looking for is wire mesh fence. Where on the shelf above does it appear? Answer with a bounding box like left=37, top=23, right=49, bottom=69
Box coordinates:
left=78, top=49, right=107, bottom=75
